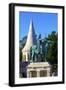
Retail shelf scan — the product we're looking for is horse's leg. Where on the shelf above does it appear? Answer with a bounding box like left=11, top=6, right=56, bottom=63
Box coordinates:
left=32, top=52, right=34, bottom=62
left=34, top=53, right=36, bottom=62
left=36, top=53, right=38, bottom=62
left=33, top=52, right=35, bottom=62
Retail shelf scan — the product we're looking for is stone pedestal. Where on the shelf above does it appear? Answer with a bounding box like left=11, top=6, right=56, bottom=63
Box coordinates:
left=27, top=62, right=51, bottom=78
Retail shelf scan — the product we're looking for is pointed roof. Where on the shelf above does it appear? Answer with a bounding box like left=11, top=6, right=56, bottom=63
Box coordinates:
left=22, top=19, right=37, bottom=52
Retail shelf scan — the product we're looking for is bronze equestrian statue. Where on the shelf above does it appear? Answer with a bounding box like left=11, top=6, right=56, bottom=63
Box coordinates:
left=30, top=34, right=52, bottom=63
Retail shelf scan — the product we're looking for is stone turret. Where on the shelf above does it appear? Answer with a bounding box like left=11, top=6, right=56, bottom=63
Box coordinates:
left=22, top=19, right=37, bottom=61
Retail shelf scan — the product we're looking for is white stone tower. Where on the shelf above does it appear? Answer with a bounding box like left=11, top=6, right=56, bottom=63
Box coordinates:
left=22, top=19, right=37, bottom=61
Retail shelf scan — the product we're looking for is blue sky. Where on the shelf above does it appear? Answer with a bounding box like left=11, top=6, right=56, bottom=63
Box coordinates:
left=19, top=12, right=58, bottom=40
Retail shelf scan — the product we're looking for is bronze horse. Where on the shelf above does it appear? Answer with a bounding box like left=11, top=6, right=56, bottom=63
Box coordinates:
left=30, top=34, right=50, bottom=62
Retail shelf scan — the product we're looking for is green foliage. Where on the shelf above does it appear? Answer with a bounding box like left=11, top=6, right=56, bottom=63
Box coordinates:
left=19, top=48, right=22, bottom=62
left=20, top=36, right=27, bottom=49
left=46, top=31, right=58, bottom=65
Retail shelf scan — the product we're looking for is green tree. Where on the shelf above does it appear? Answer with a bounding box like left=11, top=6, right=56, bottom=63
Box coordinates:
left=46, top=31, right=58, bottom=75
left=46, top=31, right=58, bottom=65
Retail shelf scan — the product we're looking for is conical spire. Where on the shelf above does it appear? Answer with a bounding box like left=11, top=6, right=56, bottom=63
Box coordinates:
left=22, top=19, right=37, bottom=52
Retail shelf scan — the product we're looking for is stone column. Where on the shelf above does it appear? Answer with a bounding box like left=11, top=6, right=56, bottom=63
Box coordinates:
left=29, top=71, right=32, bottom=77
left=27, top=70, right=29, bottom=77
left=37, top=69, right=40, bottom=77
left=47, top=68, right=51, bottom=76
left=27, top=70, right=33, bottom=78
